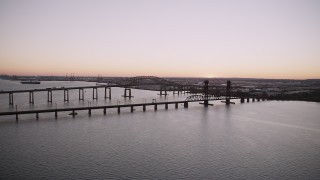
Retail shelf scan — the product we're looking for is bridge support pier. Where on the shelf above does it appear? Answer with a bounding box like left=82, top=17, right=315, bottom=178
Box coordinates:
left=240, top=98, right=245, bottom=103
left=154, top=104, right=157, bottom=111
left=88, top=108, right=91, bottom=116
left=103, top=108, right=106, bottom=115
left=123, top=88, right=133, bottom=98
left=226, top=99, right=230, bottom=105
left=252, top=98, right=255, bottom=102
left=36, top=113, right=39, bottom=120
left=203, top=80, right=209, bottom=107
left=104, top=87, right=111, bottom=99
left=118, top=107, right=120, bottom=114
left=257, top=98, right=260, bottom=101
left=173, top=90, right=179, bottom=95
left=47, top=90, right=52, bottom=103
left=9, top=93, right=14, bottom=105
left=186, top=86, right=191, bottom=94
left=79, top=89, right=84, bottom=100
left=64, top=90, right=69, bottom=102
left=175, top=103, right=178, bottom=109
left=203, top=100, right=209, bottom=107
left=184, top=102, right=188, bottom=108
left=165, top=103, right=168, bottom=110
left=131, top=106, right=134, bottom=112
left=247, top=98, right=250, bottom=102
left=173, top=86, right=182, bottom=95
left=72, top=110, right=75, bottom=118
left=29, top=91, right=34, bottom=104
left=143, top=105, right=146, bottom=111
left=158, top=87, right=168, bottom=96
left=225, top=80, right=232, bottom=105
left=15, top=105, right=18, bottom=121
left=93, top=87, right=98, bottom=100
left=55, top=110, right=58, bottom=119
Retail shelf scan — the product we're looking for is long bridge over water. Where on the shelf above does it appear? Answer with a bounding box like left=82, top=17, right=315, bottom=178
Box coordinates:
left=0, top=96, right=249, bottom=121
left=0, top=76, right=257, bottom=105
left=0, top=77, right=267, bottom=121
left=0, top=76, right=198, bottom=104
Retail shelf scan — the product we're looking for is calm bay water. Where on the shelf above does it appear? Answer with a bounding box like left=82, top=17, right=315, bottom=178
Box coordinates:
left=1, top=80, right=320, bottom=179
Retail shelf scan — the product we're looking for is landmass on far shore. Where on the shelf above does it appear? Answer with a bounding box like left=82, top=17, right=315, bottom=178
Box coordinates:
left=1, top=74, right=319, bottom=102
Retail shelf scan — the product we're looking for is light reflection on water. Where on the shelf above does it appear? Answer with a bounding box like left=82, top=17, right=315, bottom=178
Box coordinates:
left=1, top=80, right=320, bottom=179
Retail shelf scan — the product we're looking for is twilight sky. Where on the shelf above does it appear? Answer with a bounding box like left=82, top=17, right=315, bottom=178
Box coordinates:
left=0, top=0, right=319, bottom=79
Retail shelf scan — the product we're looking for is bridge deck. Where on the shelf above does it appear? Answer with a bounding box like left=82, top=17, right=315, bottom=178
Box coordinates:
left=0, top=97, right=239, bottom=116
left=0, top=85, right=120, bottom=94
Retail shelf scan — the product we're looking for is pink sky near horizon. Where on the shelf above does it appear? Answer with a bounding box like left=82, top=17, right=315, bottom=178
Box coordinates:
left=1, top=0, right=320, bottom=79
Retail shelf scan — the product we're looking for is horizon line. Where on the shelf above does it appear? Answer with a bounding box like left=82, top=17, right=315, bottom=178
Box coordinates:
left=1, top=74, right=319, bottom=81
